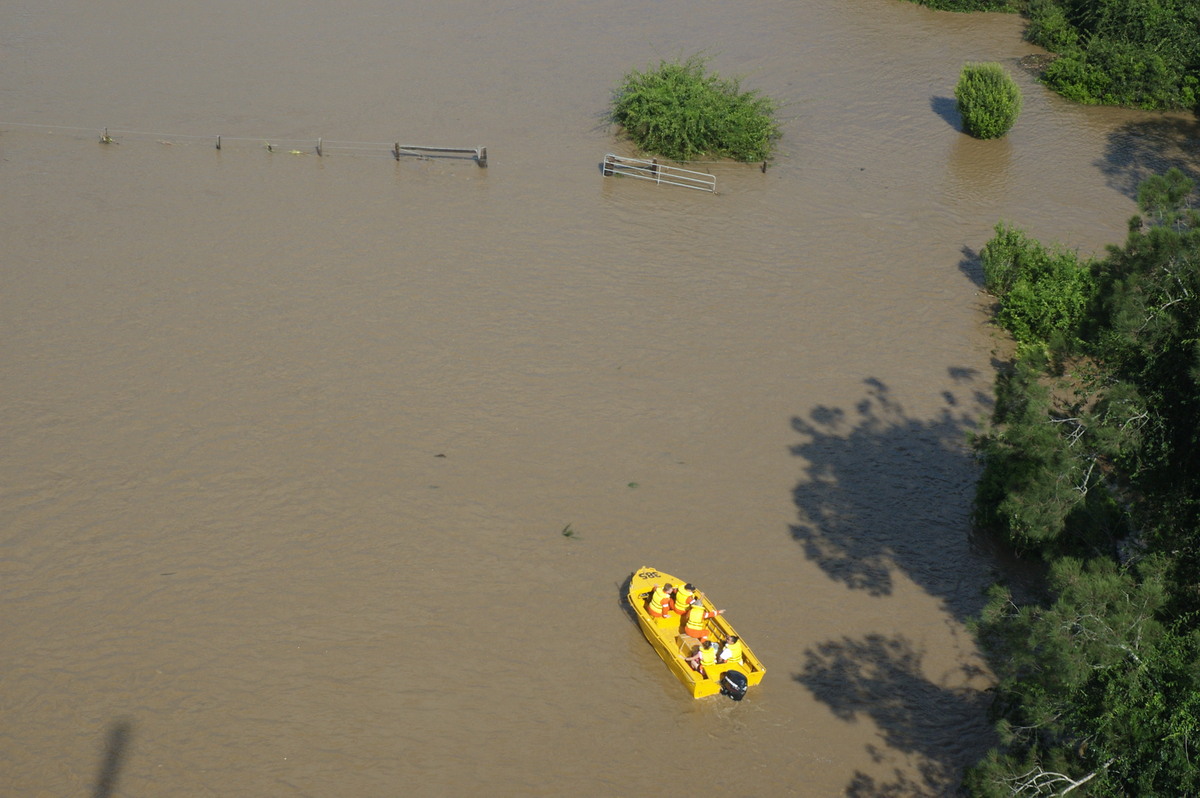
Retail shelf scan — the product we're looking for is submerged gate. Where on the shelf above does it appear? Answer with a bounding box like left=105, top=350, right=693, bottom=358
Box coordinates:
left=601, top=154, right=716, bottom=193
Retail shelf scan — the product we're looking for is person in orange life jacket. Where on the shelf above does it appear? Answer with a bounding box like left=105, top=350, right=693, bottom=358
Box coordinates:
left=718, top=635, right=743, bottom=665
left=685, top=640, right=719, bottom=678
left=683, top=596, right=723, bottom=641
left=672, top=582, right=696, bottom=615
left=646, top=583, right=674, bottom=619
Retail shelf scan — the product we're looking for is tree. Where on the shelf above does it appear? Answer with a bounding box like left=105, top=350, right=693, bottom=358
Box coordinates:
left=973, top=170, right=1199, bottom=555
left=1025, top=0, right=1200, bottom=111
left=966, top=170, right=1200, bottom=795
left=1091, top=169, right=1200, bottom=501
left=972, top=356, right=1103, bottom=550
left=966, top=558, right=1200, bottom=796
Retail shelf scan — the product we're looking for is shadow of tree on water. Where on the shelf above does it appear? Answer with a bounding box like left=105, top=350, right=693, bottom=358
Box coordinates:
left=795, top=634, right=993, bottom=797
left=1098, top=116, right=1200, bottom=200
left=789, top=374, right=993, bottom=619
left=930, top=96, right=962, bottom=132
left=789, top=375, right=999, bottom=795
left=958, top=245, right=986, bottom=290
left=93, top=718, right=133, bottom=798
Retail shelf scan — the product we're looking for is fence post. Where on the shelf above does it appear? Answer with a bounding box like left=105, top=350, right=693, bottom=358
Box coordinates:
left=477, top=147, right=487, bottom=168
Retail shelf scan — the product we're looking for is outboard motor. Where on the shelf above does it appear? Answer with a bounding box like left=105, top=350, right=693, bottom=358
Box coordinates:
left=720, top=668, right=749, bottom=701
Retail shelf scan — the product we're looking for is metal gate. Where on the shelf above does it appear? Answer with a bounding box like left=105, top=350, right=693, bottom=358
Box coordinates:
left=601, top=154, right=716, bottom=193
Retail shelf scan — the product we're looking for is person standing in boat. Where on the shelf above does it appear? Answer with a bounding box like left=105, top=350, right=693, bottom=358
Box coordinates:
left=718, top=635, right=743, bottom=665
left=646, top=583, right=674, bottom=619
left=683, top=597, right=723, bottom=641
left=671, top=582, right=696, bottom=616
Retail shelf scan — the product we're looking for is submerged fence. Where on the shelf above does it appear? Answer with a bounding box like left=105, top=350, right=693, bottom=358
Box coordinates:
left=3, top=122, right=487, bottom=166
left=601, top=153, right=717, bottom=193
left=1, top=123, right=770, bottom=195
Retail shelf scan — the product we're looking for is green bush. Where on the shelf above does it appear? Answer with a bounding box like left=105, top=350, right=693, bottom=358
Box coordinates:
left=1026, top=0, right=1079, bottom=52
left=904, top=0, right=1019, bottom=9
left=1044, top=36, right=1195, bottom=109
left=610, top=55, right=780, bottom=162
left=955, top=62, right=1023, bottom=139
left=1021, top=0, right=1200, bottom=111
left=980, top=222, right=1095, bottom=351
left=1040, top=51, right=1112, bottom=104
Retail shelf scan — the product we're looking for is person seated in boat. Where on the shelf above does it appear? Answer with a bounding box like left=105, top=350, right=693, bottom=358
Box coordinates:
left=685, top=640, right=719, bottom=678
left=718, top=635, right=744, bottom=666
left=683, top=597, right=723, bottom=641
left=671, top=582, right=696, bottom=616
left=646, top=583, right=674, bottom=619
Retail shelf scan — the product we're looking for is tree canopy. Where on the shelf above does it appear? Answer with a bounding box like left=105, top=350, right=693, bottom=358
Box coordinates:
left=967, top=169, right=1200, bottom=795
left=906, top=0, right=1200, bottom=111
left=1027, top=0, right=1200, bottom=109
left=1025, top=0, right=1200, bottom=110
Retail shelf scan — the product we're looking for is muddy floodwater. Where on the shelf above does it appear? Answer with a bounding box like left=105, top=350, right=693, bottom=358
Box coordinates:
left=4, top=0, right=1198, bottom=795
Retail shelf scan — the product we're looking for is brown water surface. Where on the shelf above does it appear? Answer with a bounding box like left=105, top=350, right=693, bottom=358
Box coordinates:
left=4, top=1, right=1198, bottom=795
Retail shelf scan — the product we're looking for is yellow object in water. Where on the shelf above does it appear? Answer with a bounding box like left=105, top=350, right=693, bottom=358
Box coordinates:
left=627, top=566, right=765, bottom=699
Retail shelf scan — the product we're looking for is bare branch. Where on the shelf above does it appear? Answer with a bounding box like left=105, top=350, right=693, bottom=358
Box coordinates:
left=1001, top=759, right=1115, bottom=796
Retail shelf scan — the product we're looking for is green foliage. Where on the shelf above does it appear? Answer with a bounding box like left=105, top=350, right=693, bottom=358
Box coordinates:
left=1026, top=0, right=1080, bottom=51
left=967, top=170, right=1200, bottom=795
left=967, top=558, right=1200, bottom=796
left=1093, top=170, right=1200, bottom=484
left=975, top=558, right=1167, bottom=703
left=1136, top=167, right=1197, bottom=224
left=1024, top=0, right=1200, bottom=110
left=972, top=355, right=1130, bottom=551
left=981, top=223, right=1095, bottom=352
left=972, top=362, right=1085, bottom=547
left=1043, top=35, right=1196, bottom=109
left=976, top=171, right=1200, bottom=547
left=955, top=62, right=1024, bottom=139
left=903, top=0, right=1020, bottom=10
left=610, top=55, right=780, bottom=163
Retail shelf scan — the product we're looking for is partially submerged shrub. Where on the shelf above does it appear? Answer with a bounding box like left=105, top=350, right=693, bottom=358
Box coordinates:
left=1042, top=37, right=1197, bottom=110
left=981, top=222, right=1095, bottom=353
left=1022, top=0, right=1200, bottom=111
left=611, top=55, right=780, bottom=162
left=905, top=0, right=1020, bottom=10
left=955, top=62, right=1023, bottom=139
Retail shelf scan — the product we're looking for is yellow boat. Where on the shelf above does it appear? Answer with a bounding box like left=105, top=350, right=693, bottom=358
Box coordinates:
left=627, top=566, right=766, bottom=699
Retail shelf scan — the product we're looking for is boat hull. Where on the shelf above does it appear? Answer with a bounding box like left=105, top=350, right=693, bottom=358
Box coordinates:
left=627, top=566, right=765, bottom=698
